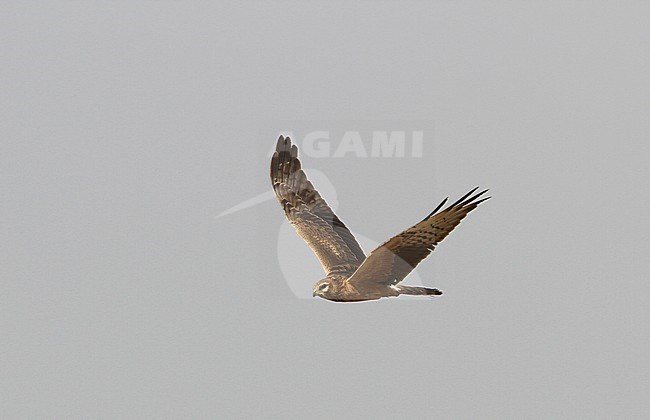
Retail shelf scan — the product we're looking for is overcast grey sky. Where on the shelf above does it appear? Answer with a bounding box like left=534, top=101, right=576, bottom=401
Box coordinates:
left=2, top=1, right=649, bottom=419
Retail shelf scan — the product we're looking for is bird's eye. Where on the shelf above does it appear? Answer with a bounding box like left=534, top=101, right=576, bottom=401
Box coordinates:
left=319, top=284, right=328, bottom=291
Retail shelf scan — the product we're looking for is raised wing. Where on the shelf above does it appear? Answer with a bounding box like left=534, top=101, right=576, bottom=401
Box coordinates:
left=270, top=136, right=366, bottom=275
left=348, top=187, right=489, bottom=289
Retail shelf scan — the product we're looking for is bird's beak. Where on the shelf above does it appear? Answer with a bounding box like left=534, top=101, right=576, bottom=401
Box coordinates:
left=312, top=291, right=317, bottom=297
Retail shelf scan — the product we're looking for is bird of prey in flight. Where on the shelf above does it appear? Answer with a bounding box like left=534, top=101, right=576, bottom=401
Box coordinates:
left=270, top=135, right=489, bottom=302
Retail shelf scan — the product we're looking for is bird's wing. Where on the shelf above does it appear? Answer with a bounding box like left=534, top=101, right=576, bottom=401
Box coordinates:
left=270, top=136, right=366, bottom=276
left=347, top=187, right=489, bottom=289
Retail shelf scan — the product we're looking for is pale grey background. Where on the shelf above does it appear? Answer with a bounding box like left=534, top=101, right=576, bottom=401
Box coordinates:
left=1, top=1, right=649, bottom=419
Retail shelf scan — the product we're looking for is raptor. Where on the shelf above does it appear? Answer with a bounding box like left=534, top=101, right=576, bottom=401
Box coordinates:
left=270, top=135, right=489, bottom=302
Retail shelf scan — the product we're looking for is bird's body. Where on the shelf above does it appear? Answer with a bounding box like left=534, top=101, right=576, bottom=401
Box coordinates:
left=270, top=135, right=489, bottom=302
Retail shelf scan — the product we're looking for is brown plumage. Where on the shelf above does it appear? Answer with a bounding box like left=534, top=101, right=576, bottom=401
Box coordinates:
left=270, top=135, right=490, bottom=302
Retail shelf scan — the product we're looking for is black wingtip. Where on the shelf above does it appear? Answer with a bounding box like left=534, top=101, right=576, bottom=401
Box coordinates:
left=424, top=197, right=449, bottom=220
left=426, top=187, right=491, bottom=216
left=457, top=187, right=491, bottom=208
left=473, top=195, right=491, bottom=206
left=449, top=186, right=480, bottom=208
left=424, top=187, right=491, bottom=220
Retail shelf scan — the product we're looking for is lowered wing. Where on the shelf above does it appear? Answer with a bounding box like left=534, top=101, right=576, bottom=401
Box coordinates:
left=348, top=187, right=489, bottom=289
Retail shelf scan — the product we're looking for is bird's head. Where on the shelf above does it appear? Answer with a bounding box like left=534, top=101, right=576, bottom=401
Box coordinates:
left=312, top=278, right=333, bottom=299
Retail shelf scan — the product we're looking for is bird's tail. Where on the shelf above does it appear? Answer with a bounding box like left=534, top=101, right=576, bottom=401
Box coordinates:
left=395, top=285, right=443, bottom=296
